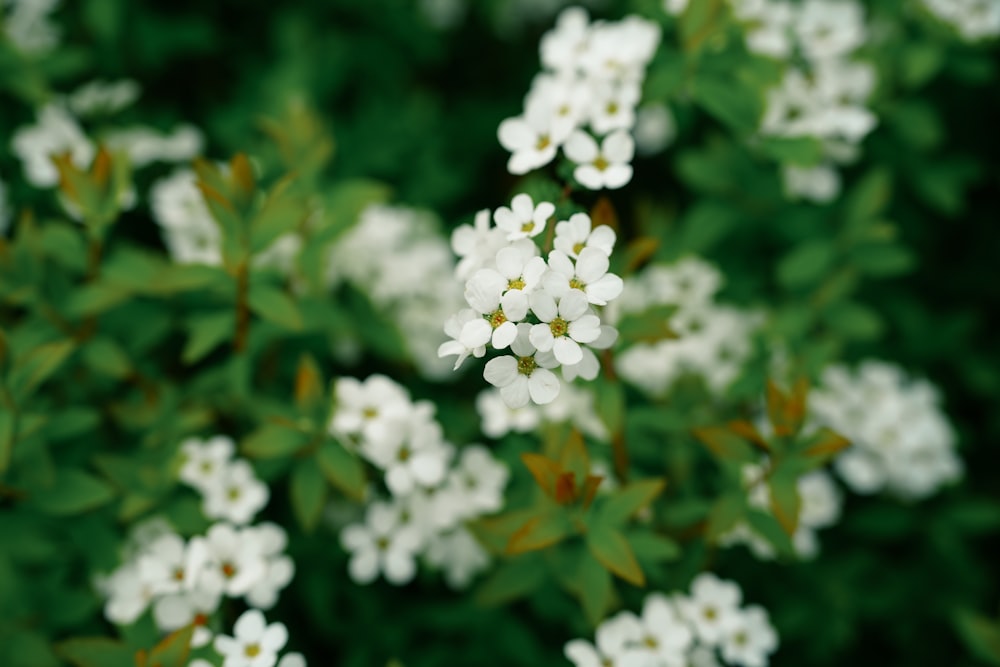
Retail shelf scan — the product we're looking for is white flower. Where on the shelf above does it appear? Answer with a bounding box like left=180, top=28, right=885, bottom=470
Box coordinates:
left=483, top=323, right=561, bottom=408
left=634, top=594, right=694, bottom=666
left=438, top=309, right=488, bottom=370
left=277, top=654, right=307, bottom=667
left=544, top=248, right=624, bottom=306
left=463, top=268, right=529, bottom=350
left=451, top=209, right=508, bottom=281
left=152, top=588, right=220, bottom=648
left=498, top=101, right=572, bottom=175
left=340, top=502, right=422, bottom=585
left=540, top=7, right=592, bottom=74
left=490, top=241, right=548, bottom=295
left=528, top=289, right=602, bottom=366
left=201, top=460, right=269, bottom=526
left=794, top=0, right=866, bottom=63
left=564, top=610, right=644, bottom=667
left=588, top=82, right=641, bottom=135
left=493, top=193, right=554, bottom=241
left=677, top=573, right=743, bottom=645
left=560, top=325, right=617, bottom=383
left=476, top=388, right=541, bottom=438
left=363, top=403, right=450, bottom=496
left=553, top=213, right=616, bottom=259
left=446, top=445, right=510, bottom=519
left=424, top=527, right=490, bottom=589
left=330, top=375, right=412, bottom=445
left=564, top=130, right=634, bottom=190
left=150, top=169, right=222, bottom=266
left=11, top=104, right=94, bottom=188
left=101, top=564, right=157, bottom=625
left=2, top=0, right=61, bottom=54
left=214, top=609, right=288, bottom=667
left=244, top=523, right=295, bottom=610
left=633, top=103, right=676, bottom=155
left=719, top=606, right=778, bottom=667
left=136, top=533, right=208, bottom=597
left=200, top=523, right=268, bottom=597
left=179, top=435, right=235, bottom=492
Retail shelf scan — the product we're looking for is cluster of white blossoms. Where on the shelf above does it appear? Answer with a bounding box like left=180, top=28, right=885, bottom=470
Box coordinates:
left=476, top=381, right=608, bottom=440
left=1, top=0, right=61, bottom=55
left=190, top=608, right=306, bottom=667
left=10, top=102, right=202, bottom=189
left=440, top=196, right=623, bottom=408
left=920, top=0, right=1000, bottom=41
left=98, top=518, right=294, bottom=650
left=179, top=436, right=270, bottom=526
left=565, top=573, right=778, bottom=667
left=809, top=360, right=963, bottom=499
left=612, top=257, right=762, bottom=398
left=331, top=374, right=508, bottom=589
left=729, top=0, right=876, bottom=203
left=497, top=8, right=660, bottom=190
left=326, top=204, right=465, bottom=378
left=151, top=168, right=301, bottom=272
left=719, top=466, right=842, bottom=561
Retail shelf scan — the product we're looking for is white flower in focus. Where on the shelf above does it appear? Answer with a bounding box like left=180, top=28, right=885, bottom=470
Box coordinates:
left=491, top=241, right=548, bottom=295
left=438, top=309, right=488, bottom=370
left=719, top=606, right=778, bottom=667
left=528, top=289, right=602, bottom=366
left=553, top=213, right=616, bottom=259
left=677, top=573, right=743, bottom=645
left=544, top=248, right=624, bottom=306
left=214, top=609, right=288, bottom=667
left=463, top=269, right=529, bottom=350
left=179, top=435, right=235, bottom=492
left=11, top=104, right=94, bottom=188
left=564, top=610, right=644, bottom=667
left=564, top=130, right=634, bottom=190
left=202, top=460, right=269, bottom=526
left=340, top=502, right=422, bottom=585
left=498, top=100, right=572, bottom=175
left=493, top=193, right=555, bottom=241
left=484, top=323, right=561, bottom=408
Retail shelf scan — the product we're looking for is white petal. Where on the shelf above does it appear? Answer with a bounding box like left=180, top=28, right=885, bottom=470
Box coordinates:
left=484, top=356, right=518, bottom=388
left=558, top=290, right=589, bottom=321
left=261, top=623, right=289, bottom=652
left=553, top=337, right=583, bottom=366
left=533, top=201, right=555, bottom=226
left=501, top=289, right=529, bottom=321
left=528, top=369, right=561, bottom=404
left=499, top=377, right=531, bottom=408
left=528, top=289, right=558, bottom=322
left=574, top=165, right=605, bottom=190
left=498, top=117, right=533, bottom=151
left=495, top=246, right=524, bottom=279
left=384, top=549, right=416, bottom=585
left=411, top=452, right=446, bottom=486
left=492, top=321, right=518, bottom=349
left=602, top=130, right=635, bottom=162
left=563, top=130, right=599, bottom=163
left=588, top=225, right=616, bottom=254
left=586, top=273, right=624, bottom=305
left=547, top=250, right=576, bottom=279
left=348, top=551, right=379, bottom=583
left=576, top=247, right=610, bottom=284
left=234, top=609, right=266, bottom=640
left=511, top=193, right=534, bottom=220
left=459, top=318, right=492, bottom=349
left=569, top=314, right=601, bottom=343
left=529, top=323, right=556, bottom=352
left=602, top=164, right=633, bottom=189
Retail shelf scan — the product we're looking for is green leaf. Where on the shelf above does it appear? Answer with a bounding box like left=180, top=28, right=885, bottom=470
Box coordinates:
left=692, top=75, right=761, bottom=133
left=705, top=493, right=746, bottom=542
left=627, top=530, right=681, bottom=564
left=692, top=426, right=759, bottom=465
left=767, top=467, right=801, bottom=535
left=576, top=552, right=613, bottom=626
left=182, top=311, right=233, bottom=364
left=28, top=468, right=115, bottom=516
left=248, top=284, right=304, bottom=330
left=744, top=510, right=796, bottom=558
left=54, top=638, right=134, bottom=667
left=290, top=460, right=326, bottom=532
left=65, top=283, right=131, bottom=317
left=242, top=423, right=308, bottom=459
left=0, top=411, right=13, bottom=473
left=506, top=508, right=574, bottom=555
left=316, top=439, right=366, bottom=500
left=954, top=610, right=1000, bottom=667
left=138, top=624, right=194, bottom=667
left=777, top=240, right=837, bottom=290
left=675, top=201, right=738, bottom=255
left=594, top=379, right=626, bottom=437
left=824, top=301, right=884, bottom=341
left=475, top=554, right=547, bottom=606
left=758, top=137, right=825, bottom=164
left=9, top=339, right=76, bottom=400
left=843, top=169, right=892, bottom=234
left=81, top=336, right=131, bottom=379
left=599, top=478, right=667, bottom=526
left=586, top=521, right=645, bottom=586
left=850, top=243, right=916, bottom=277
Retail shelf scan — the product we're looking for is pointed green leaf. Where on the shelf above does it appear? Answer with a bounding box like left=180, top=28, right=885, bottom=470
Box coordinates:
left=242, top=424, right=308, bottom=459
left=28, top=468, right=115, bottom=516
left=54, top=638, right=134, bottom=667
left=586, top=521, right=645, bottom=587
left=183, top=311, right=233, bottom=364
left=627, top=530, right=681, bottom=565
left=599, top=478, right=667, bottom=526
left=248, top=284, right=304, bottom=330
left=506, top=508, right=574, bottom=555
left=576, top=552, right=613, bottom=626
left=9, top=340, right=76, bottom=400
left=316, top=439, right=366, bottom=500
left=290, top=460, right=326, bottom=532
left=474, top=553, right=547, bottom=606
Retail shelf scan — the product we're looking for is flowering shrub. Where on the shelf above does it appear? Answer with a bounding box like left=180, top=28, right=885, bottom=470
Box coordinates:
left=0, top=1, right=998, bottom=666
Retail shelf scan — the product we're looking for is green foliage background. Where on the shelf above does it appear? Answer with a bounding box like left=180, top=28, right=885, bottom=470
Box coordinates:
left=0, top=1, right=998, bottom=666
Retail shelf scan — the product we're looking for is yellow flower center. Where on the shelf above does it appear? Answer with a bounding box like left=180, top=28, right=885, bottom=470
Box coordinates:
left=244, top=643, right=261, bottom=658
left=487, top=309, right=507, bottom=329
left=516, top=356, right=537, bottom=376
left=376, top=537, right=390, bottom=551
left=593, top=156, right=609, bottom=171
left=549, top=317, right=568, bottom=338
left=508, top=277, right=526, bottom=290
left=221, top=562, right=236, bottom=579
left=397, top=446, right=411, bottom=462
left=362, top=407, right=378, bottom=419
left=521, top=221, right=535, bottom=233
left=536, top=135, right=551, bottom=150
left=569, top=278, right=586, bottom=291
left=572, top=242, right=585, bottom=255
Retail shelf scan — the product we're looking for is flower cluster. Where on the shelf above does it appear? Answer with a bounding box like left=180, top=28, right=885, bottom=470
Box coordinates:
left=719, top=467, right=842, bottom=560
left=190, top=608, right=306, bottom=667
left=497, top=8, right=661, bottom=190
left=565, top=573, right=778, bottom=667
left=326, top=204, right=465, bottom=378
left=98, top=518, right=294, bottom=648
left=179, top=436, right=270, bottom=525
left=612, top=257, right=762, bottom=397
left=476, top=382, right=608, bottom=440
left=809, top=360, right=963, bottom=499
left=733, top=0, right=877, bottom=203
left=331, top=374, right=508, bottom=589
left=440, top=195, right=623, bottom=408
left=2, top=0, right=61, bottom=55
left=151, top=168, right=301, bottom=271
left=920, top=0, right=1000, bottom=41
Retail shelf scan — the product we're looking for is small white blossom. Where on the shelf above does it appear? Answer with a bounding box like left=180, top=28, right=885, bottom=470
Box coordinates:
left=214, top=609, right=288, bottom=667
left=544, top=248, right=624, bottom=306
left=201, top=460, right=269, bottom=526
left=719, top=606, right=778, bottom=667
left=340, top=502, right=423, bottom=585
left=564, top=130, right=635, bottom=190
left=493, top=193, right=554, bottom=241
left=528, top=289, right=602, bottom=366
left=483, top=323, right=561, bottom=408
left=677, top=573, right=743, bottom=645
left=553, top=212, right=616, bottom=259
left=179, top=435, right=236, bottom=492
